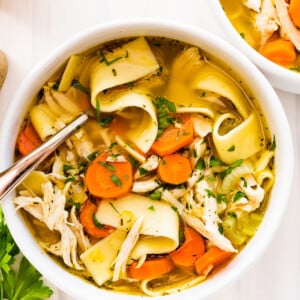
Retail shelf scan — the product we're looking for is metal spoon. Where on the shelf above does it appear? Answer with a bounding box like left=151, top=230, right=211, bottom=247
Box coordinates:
left=0, top=113, right=89, bottom=203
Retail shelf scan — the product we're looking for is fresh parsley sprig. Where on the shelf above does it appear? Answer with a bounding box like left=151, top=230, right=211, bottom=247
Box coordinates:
left=0, top=207, right=53, bottom=300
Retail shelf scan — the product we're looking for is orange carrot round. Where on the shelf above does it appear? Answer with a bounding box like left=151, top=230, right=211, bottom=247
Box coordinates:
left=170, top=226, right=205, bottom=267
left=151, top=114, right=194, bottom=156
left=17, top=124, right=42, bottom=156
left=127, top=257, right=174, bottom=280
left=260, top=38, right=296, bottom=65
left=289, top=0, right=300, bottom=27
left=158, top=153, right=192, bottom=185
left=85, top=152, right=133, bottom=198
left=79, top=199, right=114, bottom=238
left=195, top=246, right=233, bottom=276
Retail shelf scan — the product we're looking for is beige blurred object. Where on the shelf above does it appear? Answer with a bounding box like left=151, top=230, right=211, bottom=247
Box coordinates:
left=0, top=49, right=8, bottom=90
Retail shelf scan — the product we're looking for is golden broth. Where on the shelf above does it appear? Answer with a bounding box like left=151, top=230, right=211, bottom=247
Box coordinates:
left=14, top=36, right=275, bottom=296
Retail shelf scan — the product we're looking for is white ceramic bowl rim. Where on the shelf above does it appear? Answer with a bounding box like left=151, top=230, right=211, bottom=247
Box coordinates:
left=0, top=18, right=294, bottom=300
left=210, top=0, right=300, bottom=94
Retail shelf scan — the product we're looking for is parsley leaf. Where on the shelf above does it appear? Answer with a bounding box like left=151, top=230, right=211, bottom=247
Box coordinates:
left=0, top=207, right=52, bottom=299
left=111, top=174, right=122, bottom=187
left=98, top=161, right=116, bottom=172
left=153, top=97, right=176, bottom=137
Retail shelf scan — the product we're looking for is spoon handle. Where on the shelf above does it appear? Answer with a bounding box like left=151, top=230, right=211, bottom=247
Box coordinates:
left=0, top=113, right=89, bottom=203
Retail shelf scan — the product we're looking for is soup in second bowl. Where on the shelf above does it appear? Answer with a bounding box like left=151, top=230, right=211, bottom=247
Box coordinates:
left=14, top=36, right=275, bottom=296
left=220, top=0, right=300, bottom=71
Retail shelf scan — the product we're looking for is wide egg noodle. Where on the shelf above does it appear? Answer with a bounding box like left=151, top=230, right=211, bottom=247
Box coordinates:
left=80, top=229, right=127, bottom=286
left=95, top=89, right=158, bottom=153
left=95, top=193, right=179, bottom=260
left=213, top=112, right=263, bottom=164
left=90, top=37, right=159, bottom=108
left=192, top=63, right=249, bottom=119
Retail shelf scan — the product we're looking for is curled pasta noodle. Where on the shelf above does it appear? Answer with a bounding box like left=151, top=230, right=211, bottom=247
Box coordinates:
left=255, top=150, right=275, bottom=172
left=213, top=112, right=263, bottom=164
left=255, top=168, right=275, bottom=192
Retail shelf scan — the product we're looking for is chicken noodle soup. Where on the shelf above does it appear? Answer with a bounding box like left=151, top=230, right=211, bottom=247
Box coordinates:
left=14, top=36, right=275, bottom=296
left=220, top=0, right=300, bottom=71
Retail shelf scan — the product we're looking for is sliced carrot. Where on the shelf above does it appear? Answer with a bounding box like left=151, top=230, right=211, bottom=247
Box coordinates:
left=170, top=226, right=205, bottom=267
left=85, top=152, right=133, bottom=198
left=195, top=246, right=233, bottom=276
left=158, top=153, right=192, bottom=185
left=289, top=0, right=300, bottom=27
left=79, top=199, right=114, bottom=238
left=17, top=124, right=42, bottom=156
left=260, top=38, right=296, bottom=65
left=151, top=114, right=194, bottom=156
left=127, top=257, right=174, bottom=280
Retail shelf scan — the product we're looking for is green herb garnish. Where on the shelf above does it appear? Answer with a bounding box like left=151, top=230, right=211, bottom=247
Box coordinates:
left=87, top=151, right=99, bottom=161
left=93, top=214, right=104, bottom=229
left=148, top=205, right=155, bottom=211
left=233, top=191, right=246, bottom=202
left=72, top=79, right=90, bottom=95
left=98, top=161, right=116, bottom=172
left=227, top=145, right=235, bottom=152
left=139, top=167, right=148, bottom=176
left=153, top=97, right=176, bottom=137
left=196, top=158, right=206, bottom=170
left=0, top=208, right=53, bottom=299
left=149, top=191, right=162, bottom=200
left=111, top=174, right=122, bottom=187
left=209, top=155, right=223, bottom=167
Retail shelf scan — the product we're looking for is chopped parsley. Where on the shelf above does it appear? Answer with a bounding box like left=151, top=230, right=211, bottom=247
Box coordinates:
left=233, top=191, right=246, bottom=202
left=221, top=159, right=243, bottom=178
left=95, top=98, right=114, bottom=127
left=148, top=205, right=155, bottom=211
left=240, top=32, right=245, bottom=39
left=129, top=156, right=139, bottom=168
left=111, top=174, right=122, bottom=187
left=93, top=214, right=104, bottom=229
left=196, top=158, right=206, bottom=170
left=149, top=191, right=162, bottom=200
left=209, top=155, right=223, bottom=167
left=109, top=202, right=120, bottom=214
left=205, top=189, right=215, bottom=198
left=270, top=135, right=276, bottom=151
left=71, top=79, right=90, bottom=95
left=139, top=167, right=149, bottom=176
left=99, top=49, right=123, bottom=66
left=241, top=176, right=247, bottom=187
left=227, top=145, right=235, bottom=152
left=87, top=151, right=99, bottom=161
left=228, top=211, right=237, bottom=218
left=217, top=193, right=228, bottom=204
left=98, top=161, right=116, bottom=172
left=153, top=97, right=176, bottom=137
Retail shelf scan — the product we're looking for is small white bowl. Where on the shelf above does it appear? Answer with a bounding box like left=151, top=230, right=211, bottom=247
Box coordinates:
left=210, top=0, right=300, bottom=94
left=0, top=19, right=294, bottom=300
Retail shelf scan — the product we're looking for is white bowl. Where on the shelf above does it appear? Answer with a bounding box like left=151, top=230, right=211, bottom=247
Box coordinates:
left=210, top=0, right=300, bottom=94
left=0, top=19, right=294, bottom=300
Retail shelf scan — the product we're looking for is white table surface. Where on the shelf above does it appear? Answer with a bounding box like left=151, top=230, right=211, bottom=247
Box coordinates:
left=0, top=1, right=299, bottom=299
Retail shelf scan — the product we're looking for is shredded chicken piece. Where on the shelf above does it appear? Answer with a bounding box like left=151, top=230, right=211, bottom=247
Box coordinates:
left=113, top=216, right=144, bottom=281
left=134, top=155, right=160, bottom=179
left=187, top=169, right=202, bottom=189
left=132, top=176, right=160, bottom=193
left=191, top=114, right=212, bottom=138
left=14, top=182, right=84, bottom=270
left=255, top=0, right=279, bottom=46
left=244, top=0, right=261, bottom=12
left=69, top=206, right=90, bottom=252
left=71, top=129, right=95, bottom=158
left=189, top=138, right=206, bottom=169
left=162, top=190, right=236, bottom=253
left=275, top=0, right=300, bottom=51
left=230, top=174, right=265, bottom=212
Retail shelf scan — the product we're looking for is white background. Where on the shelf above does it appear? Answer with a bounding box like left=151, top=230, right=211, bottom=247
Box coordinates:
left=0, top=1, right=299, bottom=299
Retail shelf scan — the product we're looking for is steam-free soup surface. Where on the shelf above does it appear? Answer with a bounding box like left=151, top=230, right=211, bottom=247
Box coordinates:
left=14, top=36, right=275, bottom=296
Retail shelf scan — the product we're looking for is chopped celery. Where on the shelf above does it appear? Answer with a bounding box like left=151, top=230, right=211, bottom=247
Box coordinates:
left=242, top=213, right=263, bottom=236
left=222, top=215, right=247, bottom=246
